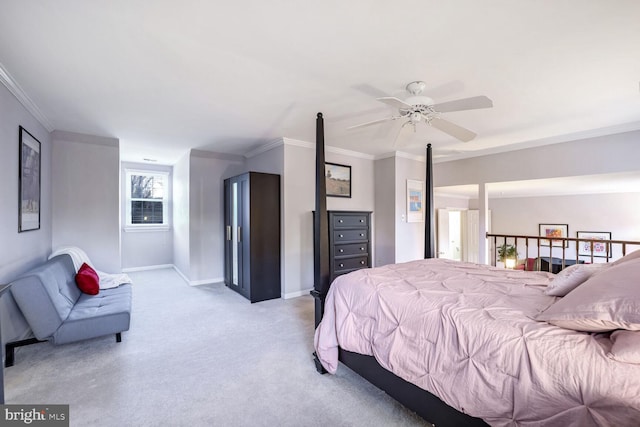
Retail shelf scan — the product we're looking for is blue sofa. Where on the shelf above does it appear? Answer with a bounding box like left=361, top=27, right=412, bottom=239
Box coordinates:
left=6, top=254, right=131, bottom=366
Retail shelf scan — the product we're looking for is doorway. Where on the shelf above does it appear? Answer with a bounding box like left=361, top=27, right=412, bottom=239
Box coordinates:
left=437, top=209, right=490, bottom=262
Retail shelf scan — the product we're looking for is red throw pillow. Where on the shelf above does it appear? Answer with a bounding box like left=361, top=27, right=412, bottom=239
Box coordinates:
left=75, top=263, right=100, bottom=295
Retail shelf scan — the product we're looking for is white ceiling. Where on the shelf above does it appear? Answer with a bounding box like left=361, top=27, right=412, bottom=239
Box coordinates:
left=1, top=1, right=640, bottom=165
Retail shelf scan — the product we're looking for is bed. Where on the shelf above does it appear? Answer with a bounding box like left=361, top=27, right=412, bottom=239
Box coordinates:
left=311, top=113, right=640, bottom=426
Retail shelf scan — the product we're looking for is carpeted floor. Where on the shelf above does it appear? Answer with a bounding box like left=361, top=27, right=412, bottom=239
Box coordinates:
left=5, top=268, right=430, bottom=426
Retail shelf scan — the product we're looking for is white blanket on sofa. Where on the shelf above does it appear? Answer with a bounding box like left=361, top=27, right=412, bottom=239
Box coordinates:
left=49, top=246, right=132, bottom=289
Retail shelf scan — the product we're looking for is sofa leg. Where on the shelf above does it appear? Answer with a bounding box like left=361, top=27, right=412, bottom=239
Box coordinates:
left=116, top=333, right=122, bottom=343
left=5, top=338, right=45, bottom=367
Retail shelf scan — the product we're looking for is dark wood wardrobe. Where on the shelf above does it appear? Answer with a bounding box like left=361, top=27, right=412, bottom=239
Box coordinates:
left=223, top=172, right=281, bottom=303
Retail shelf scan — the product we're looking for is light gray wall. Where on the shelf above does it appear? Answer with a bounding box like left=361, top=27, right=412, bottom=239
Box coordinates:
left=246, top=143, right=284, bottom=175
left=120, top=162, right=173, bottom=269
left=0, top=83, right=52, bottom=342
left=246, top=143, right=285, bottom=295
left=373, top=154, right=430, bottom=265
left=433, top=132, right=640, bottom=260
left=281, top=140, right=375, bottom=298
left=172, top=152, right=190, bottom=278
left=394, top=155, right=426, bottom=263
left=282, top=143, right=316, bottom=298
left=489, top=192, right=640, bottom=259
left=433, top=131, right=640, bottom=187
left=188, top=150, right=243, bottom=284
left=51, top=131, right=121, bottom=272
left=374, top=156, right=395, bottom=266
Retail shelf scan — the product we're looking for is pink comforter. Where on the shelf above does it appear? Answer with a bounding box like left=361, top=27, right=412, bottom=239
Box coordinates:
left=314, top=258, right=640, bottom=426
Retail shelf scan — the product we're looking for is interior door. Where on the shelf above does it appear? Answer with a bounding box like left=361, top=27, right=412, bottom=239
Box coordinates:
left=437, top=208, right=450, bottom=259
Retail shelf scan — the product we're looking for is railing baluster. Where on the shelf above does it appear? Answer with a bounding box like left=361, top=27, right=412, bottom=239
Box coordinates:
left=485, top=233, right=640, bottom=273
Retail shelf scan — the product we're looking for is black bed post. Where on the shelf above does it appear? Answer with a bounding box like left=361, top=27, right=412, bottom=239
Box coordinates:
left=425, top=144, right=435, bottom=258
left=311, top=112, right=330, bottom=373
left=312, top=113, right=330, bottom=324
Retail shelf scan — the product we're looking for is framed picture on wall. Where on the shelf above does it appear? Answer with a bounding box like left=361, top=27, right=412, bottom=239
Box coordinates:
left=577, top=231, right=612, bottom=257
left=407, top=180, right=424, bottom=223
left=325, top=162, right=351, bottom=198
left=18, top=126, right=41, bottom=232
left=539, top=223, right=568, bottom=247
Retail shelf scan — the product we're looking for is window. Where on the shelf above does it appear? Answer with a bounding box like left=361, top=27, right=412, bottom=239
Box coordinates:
left=125, top=170, right=170, bottom=230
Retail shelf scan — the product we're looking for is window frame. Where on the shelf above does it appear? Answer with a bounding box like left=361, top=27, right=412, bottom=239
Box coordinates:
left=124, top=169, right=171, bottom=232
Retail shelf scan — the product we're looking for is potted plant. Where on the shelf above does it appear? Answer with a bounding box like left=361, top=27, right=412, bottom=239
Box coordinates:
left=498, top=244, right=518, bottom=268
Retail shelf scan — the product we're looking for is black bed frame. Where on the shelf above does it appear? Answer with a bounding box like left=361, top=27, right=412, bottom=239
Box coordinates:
left=311, top=113, right=488, bottom=427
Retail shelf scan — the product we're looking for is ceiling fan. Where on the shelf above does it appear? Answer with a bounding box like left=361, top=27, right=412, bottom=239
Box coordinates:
left=348, top=81, right=493, bottom=143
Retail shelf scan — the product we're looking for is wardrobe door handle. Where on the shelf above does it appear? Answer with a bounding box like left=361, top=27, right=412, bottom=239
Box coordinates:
left=238, top=226, right=242, bottom=242
left=226, top=226, right=231, bottom=241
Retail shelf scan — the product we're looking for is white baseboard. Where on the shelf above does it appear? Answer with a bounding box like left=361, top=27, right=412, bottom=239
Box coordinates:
left=189, top=277, right=225, bottom=286
left=172, top=266, right=223, bottom=286
left=283, top=287, right=313, bottom=299
left=122, top=264, right=174, bottom=273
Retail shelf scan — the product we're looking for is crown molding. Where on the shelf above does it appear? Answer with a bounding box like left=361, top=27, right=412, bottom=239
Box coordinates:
left=243, top=138, right=284, bottom=158
left=281, top=137, right=311, bottom=149
left=326, top=144, right=375, bottom=160
left=51, top=130, right=118, bottom=147
left=0, top=62, right=54, bottom=132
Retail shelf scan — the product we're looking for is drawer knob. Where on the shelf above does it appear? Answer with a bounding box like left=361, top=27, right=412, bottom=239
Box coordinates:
left=339, top=219, right=343, bottom=223
left=360, top=233, right=364, bottom=237
left=339, top=234, right=344, bottom=238
left=339, top=249, right=344, bottom=253
left=339, top=263, right=344, bottom=268
left=360, top=247, right=365, bottom=251
left=360, top=261, right=365, bottom=265
left=360, top=219, right=364, bottom=222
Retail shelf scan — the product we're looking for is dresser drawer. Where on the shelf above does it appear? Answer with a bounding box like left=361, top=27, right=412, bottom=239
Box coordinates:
left=333, top=229, right=368, bottom=243
left=334, top=256, right=369, bottom=272
left=335, top=242, right=369, bottom=257
left=332, top=214, right=369, bottom=229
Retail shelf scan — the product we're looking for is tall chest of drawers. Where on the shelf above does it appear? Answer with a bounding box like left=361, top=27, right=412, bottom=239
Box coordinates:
left=327, top=210, right=372, bottom=283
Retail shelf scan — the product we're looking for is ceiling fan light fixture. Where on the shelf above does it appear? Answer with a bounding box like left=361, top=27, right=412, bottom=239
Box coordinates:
left=404, top=95, right=434, bottom=107
left=406, top=81, right=426, bottom=95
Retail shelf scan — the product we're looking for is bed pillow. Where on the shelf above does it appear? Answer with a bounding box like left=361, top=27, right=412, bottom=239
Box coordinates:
left=544, top=263, right=607, bottom=297
left=612, top=249, right=640, bottom=266
left=536, top=258, right=640, bottom=332
left=607, top=330, right=640, bottom=364
left=76, top=263, right=100, bottom=295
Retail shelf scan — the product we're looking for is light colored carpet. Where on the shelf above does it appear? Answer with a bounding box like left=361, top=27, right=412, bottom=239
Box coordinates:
left=5, top=268, right=430, bottom=426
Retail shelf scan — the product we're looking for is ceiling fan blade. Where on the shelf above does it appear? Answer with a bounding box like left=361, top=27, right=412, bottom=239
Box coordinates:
left=431, top=95, right=493, bottom=113
left=393, top=122, right=413, bottom=147
left=377, top=97, right=413, bottom=110
left=351, top=83, right=390, bottom=99
left=429, top=117, right=477, bottom=142
left=347, top=116, right=396, bottom=130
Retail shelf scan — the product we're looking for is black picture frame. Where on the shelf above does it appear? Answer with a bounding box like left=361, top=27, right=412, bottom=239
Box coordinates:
left=577, top=231, right=612, bottom=258
left=325, top=162, right=351, bottom=198
left=19, top=126, right=41, bottom=232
